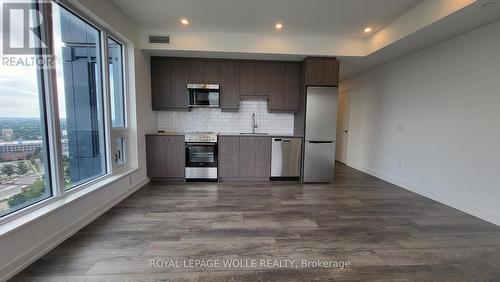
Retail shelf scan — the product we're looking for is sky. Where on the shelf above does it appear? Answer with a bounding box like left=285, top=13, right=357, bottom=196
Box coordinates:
left=0, top=0, right=45, bottom=118
left=0, top=0, right=67, bottom=118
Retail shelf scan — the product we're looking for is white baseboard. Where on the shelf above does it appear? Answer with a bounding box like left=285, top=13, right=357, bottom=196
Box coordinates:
left=345, top=161, right=500, bottom=226
left=1, top=178, right=149, bottom=281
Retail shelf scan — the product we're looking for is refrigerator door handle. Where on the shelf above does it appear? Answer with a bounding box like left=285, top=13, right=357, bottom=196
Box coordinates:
left=308, top=141, right=334, bottom=144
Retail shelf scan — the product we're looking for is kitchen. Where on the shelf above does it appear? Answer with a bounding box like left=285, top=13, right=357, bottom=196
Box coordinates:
left=4, top=0, right=500, bottom=280
left=146, top=57, right=340, bottom=183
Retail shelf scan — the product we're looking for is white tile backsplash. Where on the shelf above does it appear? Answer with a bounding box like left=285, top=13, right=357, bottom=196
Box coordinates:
left=157, top=100, right=294, bottom=134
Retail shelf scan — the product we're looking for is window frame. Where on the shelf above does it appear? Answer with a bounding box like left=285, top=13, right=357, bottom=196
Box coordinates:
left=105, top=34, right=131, bottom=173
left=107, top=36, right=128, bottom=129
left=0, top=0, right=132, bottom=224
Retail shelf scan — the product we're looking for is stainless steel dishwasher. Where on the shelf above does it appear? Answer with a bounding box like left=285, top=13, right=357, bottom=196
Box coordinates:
left=271, top=137, right=302, bottom=179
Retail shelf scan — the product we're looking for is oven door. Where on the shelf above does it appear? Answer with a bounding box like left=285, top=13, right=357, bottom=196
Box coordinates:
left=185, top=143, right=218, bottom=167
left=188, top=88, right=220, bottom=107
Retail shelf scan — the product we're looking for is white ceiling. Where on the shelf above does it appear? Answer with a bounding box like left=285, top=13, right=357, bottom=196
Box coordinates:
left=111, top=0, right=500, bottom=79
left=340, top=0, right=500, bottom=78
left=112, top=0, right=422, bottom=38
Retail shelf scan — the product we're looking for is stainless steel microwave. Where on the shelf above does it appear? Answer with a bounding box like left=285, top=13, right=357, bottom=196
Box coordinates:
left=187, top=84, right=220, bottom=108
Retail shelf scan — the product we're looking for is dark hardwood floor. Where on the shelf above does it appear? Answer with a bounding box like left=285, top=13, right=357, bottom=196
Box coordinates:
left=12, top=163, right=500, bottom=281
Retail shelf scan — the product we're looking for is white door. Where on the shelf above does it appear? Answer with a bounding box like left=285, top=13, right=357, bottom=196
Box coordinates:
left=335, top=91, right=351, bottom=163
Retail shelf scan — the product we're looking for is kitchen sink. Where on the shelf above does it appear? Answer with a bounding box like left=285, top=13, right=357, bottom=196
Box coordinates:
left=240, top=133, right=269, bottom=135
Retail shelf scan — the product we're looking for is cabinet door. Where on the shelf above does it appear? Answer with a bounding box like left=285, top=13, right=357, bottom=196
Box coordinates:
left=253, top=136, right=271, bottom=178
left=220, top=61, right=240, bottom=110
left=254, top=62, right=271, bottom=96
left=165, top=136, right=185, bottom=178
left=239, top=62, right=255, bottom=97
left=218, top=136, right=240, bottom=178
left=171, top=60, right=189, bottom=109
left=239, top=136, right=256, bottom=178
left=204, top=61, right=220, bottom=83
left=304, top=58, right=339, bottom=86
left=151, top=58, right=171, bottom=109
left=188, top=60, right=205, bottom=84
left=146, top=136, right=167, bottom=178
left=304, top=59, right=324, bottom=86
left=283, top=63, right=300, bottom=111
left=239, top=136, right=271, bottom=178
left=268, top=63, right=285, bottom=111
left=323, top=59, right=339, bottom=86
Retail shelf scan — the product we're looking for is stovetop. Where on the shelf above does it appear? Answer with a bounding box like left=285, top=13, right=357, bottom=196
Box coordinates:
left=184, top=132, right=218, bottom=143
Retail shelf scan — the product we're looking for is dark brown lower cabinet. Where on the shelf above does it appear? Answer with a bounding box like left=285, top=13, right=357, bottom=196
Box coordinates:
left=218, top=136, right=240, bottom=178
left=146, top=135, right=185, bottom=180
left=219, top=136, right=271, bottom=180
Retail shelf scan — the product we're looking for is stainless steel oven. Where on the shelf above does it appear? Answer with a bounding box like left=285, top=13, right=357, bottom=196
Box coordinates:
left=188, top=84, right=220, bottom=108
left=185, top=132, right=218, bottom=180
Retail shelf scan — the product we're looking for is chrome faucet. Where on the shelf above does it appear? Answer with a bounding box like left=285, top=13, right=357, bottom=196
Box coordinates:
left=252, top=113, right=258, bottom=134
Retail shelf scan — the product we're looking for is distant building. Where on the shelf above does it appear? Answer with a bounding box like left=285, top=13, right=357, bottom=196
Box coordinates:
left=2, top=129, right=14, bottom=142
left=0, top=139, right=68, bottom=161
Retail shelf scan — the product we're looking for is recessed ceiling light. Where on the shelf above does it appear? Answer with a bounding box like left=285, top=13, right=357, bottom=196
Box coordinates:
left=180, top=18, right=189, bottom=25
left=364, top=27, right=372, bottom=33
left=275, top=22, right=283, bottom=31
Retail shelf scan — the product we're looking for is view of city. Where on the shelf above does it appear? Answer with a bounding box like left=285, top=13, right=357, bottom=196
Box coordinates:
left=0, top=117, right=68, bottom=216
left=1, top=2, right=109, bottom=217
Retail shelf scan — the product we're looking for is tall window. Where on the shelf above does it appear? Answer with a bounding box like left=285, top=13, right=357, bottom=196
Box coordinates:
left=52, top=4, right=106, bottom=189
left=0, top=47, right=52, bottom=216
left=108, top=37, right=125, bottom=128
left=0, top=0, right=128, bottom=220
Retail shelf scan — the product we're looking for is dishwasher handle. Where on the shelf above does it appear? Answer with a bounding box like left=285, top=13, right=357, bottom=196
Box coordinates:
left=273, top=138, right=292, bottom=143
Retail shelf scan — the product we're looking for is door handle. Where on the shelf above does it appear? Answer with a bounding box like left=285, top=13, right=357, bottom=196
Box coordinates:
left=308, top=141, right=333, bottom=144
left=343, top=130, right=348, bottom=133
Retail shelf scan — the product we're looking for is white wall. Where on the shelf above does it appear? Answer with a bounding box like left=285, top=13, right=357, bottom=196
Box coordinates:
left=0, top=0, right=155, bottom=280
left=341, top=20, right=500, bottom=225
left=158, top=101, right=294, bottom=134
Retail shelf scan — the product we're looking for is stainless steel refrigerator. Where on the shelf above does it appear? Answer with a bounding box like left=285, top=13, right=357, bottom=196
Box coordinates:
left=303, top=86, right=338, bottom=182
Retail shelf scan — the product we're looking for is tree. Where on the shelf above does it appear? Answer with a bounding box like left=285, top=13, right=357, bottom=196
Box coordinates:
left=1, top=164, right=15, bottom=178
left=16, top=162, right=28, bottom=175
left=7, top=180, right=46, bottom=207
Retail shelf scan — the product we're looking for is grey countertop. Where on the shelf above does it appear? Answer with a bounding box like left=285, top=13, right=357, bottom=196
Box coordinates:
left=218, top=132, right=303, bottom=138
left=146, top=132, right=185, bottom=136
left=146, top=132, right=303, bottom=138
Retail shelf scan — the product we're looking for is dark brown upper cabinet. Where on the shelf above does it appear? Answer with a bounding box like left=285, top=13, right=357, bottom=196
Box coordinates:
left=219, top=61, right=240, bottom=111
left=188, top=60, right=220, bottom=84
left=151, top=57, right=301, bottom=112
left=239, top=62, right=256, bottom=97
left=268, top=63, right=301, bottom=113
left=304, top=57, right=339, bottom=86
left=204, top=61, right=220, bottom=83
left=151, top=57, right=171, bottom=110
left=151, top=57, right=188, bottom=110
left=254, top=62, right=272, bottom=97
left=187, top=60, right=204, bottom=83
left=283, top=63, right=301, bottom=111
left=170, top=59, right=189, bottom=109
left=267, top=63, right=285, bottom=111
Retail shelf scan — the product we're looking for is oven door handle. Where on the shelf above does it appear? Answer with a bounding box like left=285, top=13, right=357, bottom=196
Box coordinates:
left=186, top=142, right=217, bottom=146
